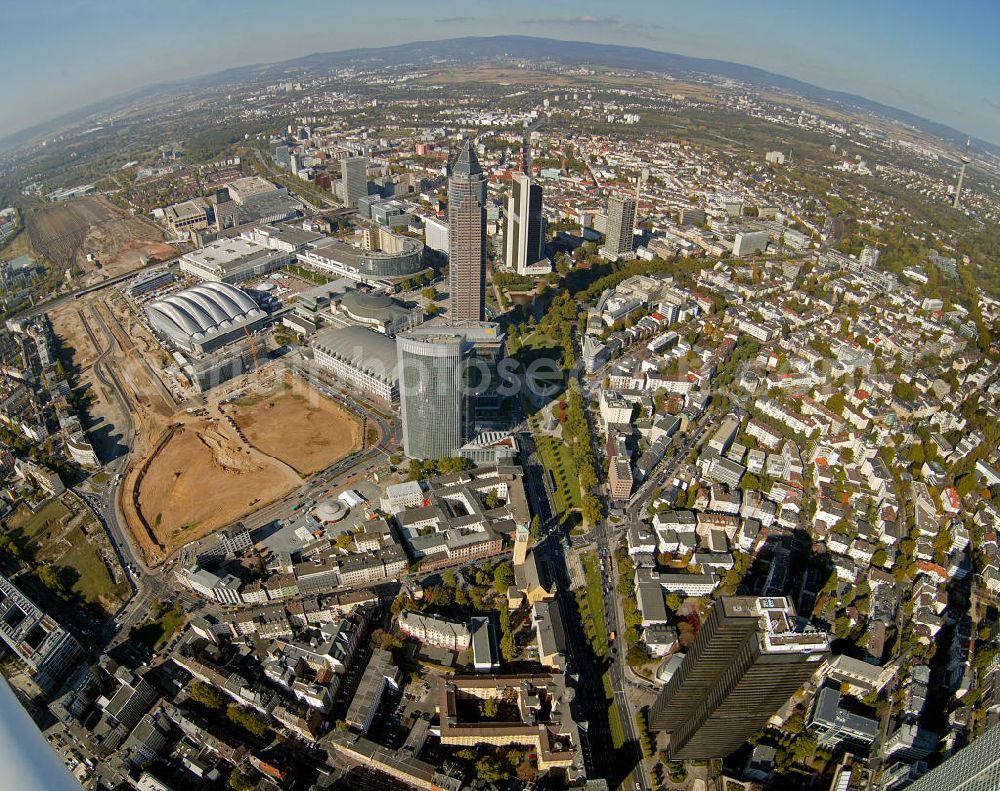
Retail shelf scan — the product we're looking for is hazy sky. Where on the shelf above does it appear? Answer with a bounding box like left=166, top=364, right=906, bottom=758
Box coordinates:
left=2, top=0, right=998, bottom=145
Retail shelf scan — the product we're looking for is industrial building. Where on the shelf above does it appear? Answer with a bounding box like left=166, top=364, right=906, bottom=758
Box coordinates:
left=146, top=282, right=268, bottom=355
left=179, top=236, right=295, bottom=283
left=311, top=325, right=400, bottom=404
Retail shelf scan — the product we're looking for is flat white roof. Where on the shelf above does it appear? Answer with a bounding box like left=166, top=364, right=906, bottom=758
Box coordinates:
left=182, top=237, right=271, bottom=268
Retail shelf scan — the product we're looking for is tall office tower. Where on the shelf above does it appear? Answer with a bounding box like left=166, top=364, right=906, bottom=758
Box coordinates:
left=341, top=156, right=369, bottom=209
left=505, top=174, right=545, bottom=274
left=448, top=140, right=487, bottom=323
left=601, top=194, right=637, bottom=260
left=396, top=322, right=506, bottom=460
left=397, top=331, right=471, bottom=460
left=214, top=187, right=238, bottom=231
left=900, top=724, right=1000, bottom=791
left=953, top=141, right=971, bottom=209
left=650, top=596, right=829, bottom=759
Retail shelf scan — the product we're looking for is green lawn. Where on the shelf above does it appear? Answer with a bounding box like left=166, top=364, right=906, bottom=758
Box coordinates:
left=60, top=525, right=128, bottom=604
left=8, top=499, right=71, bottom=540
left=603, top=670, right=625, bottom=749
left=3, top=500, right=129, bottom=614
left=511, top=328, right=565, bottom=370
left=582, top=552, right=609, bottom=658
left=133, top=603, right=186, bottom=650
left=535, top=434, right=582, bottom=513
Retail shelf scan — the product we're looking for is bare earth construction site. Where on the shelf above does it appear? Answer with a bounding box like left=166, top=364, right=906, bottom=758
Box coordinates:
left=122, top=375, right=363, bottom=563
left=48, top=280, right=364, bottom=565
left=227, top=377, right=362, bottom=476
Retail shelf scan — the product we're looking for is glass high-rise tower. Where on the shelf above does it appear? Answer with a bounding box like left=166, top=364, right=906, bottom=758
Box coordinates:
left=396, top=323, right=506, bottom=461
left=448, top=140, right=487, bottom=323
left=341, top=155, right=369, bottom=209
left=397, top=331, right=470, bottom=461
left=899, top=724, right=1000, bottom=791
left=650, top=596, right=830, bottom=760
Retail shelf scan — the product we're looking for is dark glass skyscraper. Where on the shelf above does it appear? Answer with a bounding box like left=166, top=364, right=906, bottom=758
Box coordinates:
left=505, top=173, right=545, bottom=274
left=448, top=140, right=487, bottom=323
left=341, top=155, right=368, bottom=209
left=650, top=596, right=829, bottom=760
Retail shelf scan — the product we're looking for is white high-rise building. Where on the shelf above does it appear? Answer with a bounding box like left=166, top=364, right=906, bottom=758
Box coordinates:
left=860, top=245, right=880, bottom=267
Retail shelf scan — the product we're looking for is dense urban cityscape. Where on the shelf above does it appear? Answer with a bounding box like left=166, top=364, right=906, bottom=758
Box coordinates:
left=0, top=18, right=999, bottom=791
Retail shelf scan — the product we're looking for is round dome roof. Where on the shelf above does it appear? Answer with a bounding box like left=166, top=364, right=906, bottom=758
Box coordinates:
left=341, top=290, right=397, bottom=320
left=313, top=500, right=348, bottom=523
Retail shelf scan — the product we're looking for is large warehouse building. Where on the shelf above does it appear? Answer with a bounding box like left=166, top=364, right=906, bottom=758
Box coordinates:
left=311, top=325, right=400, bottom=404
left=146, top=282, right=268, bottom=355
left=179, top=236, right=295, bottom=283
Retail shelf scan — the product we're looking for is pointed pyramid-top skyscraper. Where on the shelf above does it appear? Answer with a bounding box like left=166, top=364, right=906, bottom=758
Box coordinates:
left=448, top=139, right=487, bottom=323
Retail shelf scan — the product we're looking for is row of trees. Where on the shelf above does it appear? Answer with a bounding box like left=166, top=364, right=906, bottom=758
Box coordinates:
left=407, top=456, right=473, bottom=480
left=561, top=382, right=603, bottom=525
left=188, top=682, right=270, bottom=738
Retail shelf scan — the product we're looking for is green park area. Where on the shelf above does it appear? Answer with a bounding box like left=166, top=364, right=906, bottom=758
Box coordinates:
left=132, top=601, right=187, bottom=650
left=580, top=552, right=608, bottom=659
left=535, top=434, right=582, bottom=516
left=1, top=497, right=130, bottom=614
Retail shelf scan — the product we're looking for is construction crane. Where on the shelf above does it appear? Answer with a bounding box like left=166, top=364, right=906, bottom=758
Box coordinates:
left=242, top=325, right=259, bottom=375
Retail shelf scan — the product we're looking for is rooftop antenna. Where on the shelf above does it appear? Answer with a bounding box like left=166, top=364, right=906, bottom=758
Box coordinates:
left=953, top=138, right=971, bottom=209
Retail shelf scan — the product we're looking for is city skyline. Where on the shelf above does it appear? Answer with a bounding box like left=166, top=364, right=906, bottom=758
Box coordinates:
left=1, top=1, right=998, bottom=147
left=1, top=11, right=999, bottom=787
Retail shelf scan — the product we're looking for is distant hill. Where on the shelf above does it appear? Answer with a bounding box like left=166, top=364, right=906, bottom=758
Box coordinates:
left=191, top=35, right=999, bottom=156
left=4, top=35, right=997, bottom=157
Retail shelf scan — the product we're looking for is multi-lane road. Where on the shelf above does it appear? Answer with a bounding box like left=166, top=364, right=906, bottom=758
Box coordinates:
left=235, top=363, right=399, bottom=531
left=600, top=534, right=653, bottom=791
left=68, top=310, right=400, bottom=651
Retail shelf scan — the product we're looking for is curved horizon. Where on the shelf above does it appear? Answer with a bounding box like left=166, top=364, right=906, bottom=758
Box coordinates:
left=1, top=1, right=997, bottom=149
